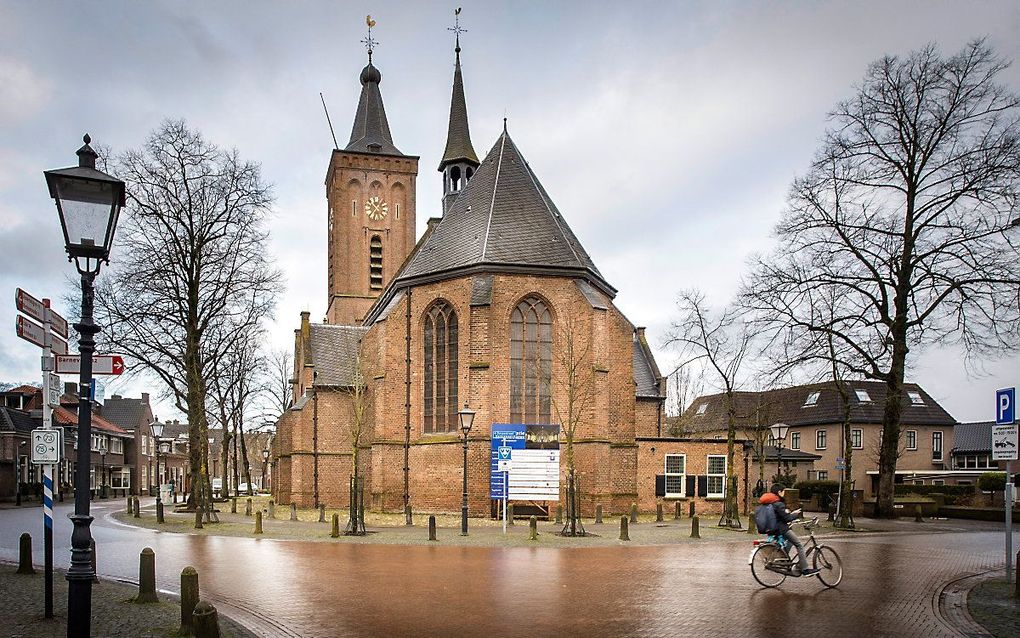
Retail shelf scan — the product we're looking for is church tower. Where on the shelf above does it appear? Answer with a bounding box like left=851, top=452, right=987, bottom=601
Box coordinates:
left=326, top=39, right=419, bottom=326
left=438, top=20, right=479, bottom=215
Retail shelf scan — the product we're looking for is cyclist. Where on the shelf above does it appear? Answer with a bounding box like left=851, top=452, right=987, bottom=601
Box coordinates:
left=758, top=484, right=819, bottom=576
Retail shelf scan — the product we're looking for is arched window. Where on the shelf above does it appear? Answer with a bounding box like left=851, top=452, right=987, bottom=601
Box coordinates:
left=510, top=296, right=552, bottom=424
left=369, top=235, right=383, bottom=290
left=450, top=166, right=462, bottom=192
left=424, top=301, right=459, bottom=433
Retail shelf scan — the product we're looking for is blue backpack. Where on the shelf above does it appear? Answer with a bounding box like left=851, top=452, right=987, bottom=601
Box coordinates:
left=754, top=503, right=777, bottom=534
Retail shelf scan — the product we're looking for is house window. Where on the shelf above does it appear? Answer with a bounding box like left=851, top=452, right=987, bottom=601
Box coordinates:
left=817, top=470, right=828, bottom=481
left=932, top=479, right=945, bottom=486
left=803, top=391, right=820, bottom=407
left=109, top=438, right=123, bottom=454
left=855, top=389, right=872, bottom=402
left=510, top=296, right=552, bottom=424
left=707, top=455, right=726, bottom=498
left=790, top=432, right=801, bottom=450
left=696, top=403, right=708, bottom=416
left=369, top=235, right=383, bottom=290
left=423, top=301, right=458, bottom=434
left=932, top=431, right=943, bottom=461
left=850, top=429, right=863, bottom=450
left=815, top=429, right=827, bottom=450
left=908, top=391, right=925, bottom=405
left=664, top=454, right=686, bottom=497
left=906, top=430, right=917, bottom=450
left=111, top=468, right=130, bottom=488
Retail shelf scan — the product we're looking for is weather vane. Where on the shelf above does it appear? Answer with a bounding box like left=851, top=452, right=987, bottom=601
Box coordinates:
left=362, top=15, right=378, bottom=62
left=448, top=7, right=466, bottom=52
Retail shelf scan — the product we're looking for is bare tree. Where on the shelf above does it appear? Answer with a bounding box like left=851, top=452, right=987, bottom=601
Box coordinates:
left=266, top=348, right=293, bottom=419
left=666, top=289, right=751, bottom=529
left=95, top=120, right=282, bottom=526
left=664, top=364, right=705, bottom=437
left=745, top=40, right=1020, bottom=517
left=344, top=340, right=368, bottom=535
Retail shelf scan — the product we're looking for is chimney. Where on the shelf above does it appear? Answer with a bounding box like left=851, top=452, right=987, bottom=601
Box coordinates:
left=63, top=382, right=77, bottom=397
left=635, top=327, right=647, bottom=344
left=300, top=311, right=313, bottom=365
left=111, top=394, right=122, bottom=400
left=141, top=393, right=149, bottom=404
left=426, top=217, right=442, bottom=233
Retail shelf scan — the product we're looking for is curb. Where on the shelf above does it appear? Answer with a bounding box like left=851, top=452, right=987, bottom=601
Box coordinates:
left=934, top=569, right=998, bottom=638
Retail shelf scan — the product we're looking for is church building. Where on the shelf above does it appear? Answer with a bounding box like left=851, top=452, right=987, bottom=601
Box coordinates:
left=272, top=27, right=746, bottom=519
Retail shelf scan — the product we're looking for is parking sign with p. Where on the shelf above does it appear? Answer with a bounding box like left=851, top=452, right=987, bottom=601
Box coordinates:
left=997, top=387, right=1016, bottom=425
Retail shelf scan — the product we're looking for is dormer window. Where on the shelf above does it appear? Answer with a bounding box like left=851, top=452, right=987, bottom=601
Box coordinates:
left=803, top=391, right=820, bottom=407
left=696, top=403, right=708, bottom=416
left=855, top=389, right=872, bottom=402
left=908, top=391, right=924, bottom=405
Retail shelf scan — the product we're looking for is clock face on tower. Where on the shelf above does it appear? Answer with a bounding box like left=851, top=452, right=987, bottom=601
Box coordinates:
left=365, top=196, right=388, bottom=221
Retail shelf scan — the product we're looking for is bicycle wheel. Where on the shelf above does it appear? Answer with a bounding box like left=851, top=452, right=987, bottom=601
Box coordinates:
left=812, top=545, right=843, bottom=588
left=751, top=544, right=788, bottom=588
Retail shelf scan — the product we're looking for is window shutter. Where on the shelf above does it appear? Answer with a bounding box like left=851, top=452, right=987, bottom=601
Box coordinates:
left=686, top=476, right=696, bottom=497
left=655, top=475, right=666, bottom=497
left=697, top=475, right=708, bottom=497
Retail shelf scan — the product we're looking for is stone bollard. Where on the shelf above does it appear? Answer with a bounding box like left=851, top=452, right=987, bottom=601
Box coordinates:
left=555, top=504, right=563, bottom=524
left=405, top=504, right=413, bottom=526
left=914, top=505, right=924, bottom=523
left=127, top=496, right=134, bottom=515
left=180, top=566, right=199, bottom=633
left=157, top=500, right=165, bottom=524
left=428, top=515, right=437, bottom=541
left=192, top=600, right=221, bottom=638
left=268, top=500, right=275, bottom=519
left=135, top=548, right=158, bottom=603
left=194, top=507, right=203, bottom=529
left=690, top=515, right=701, bottom=539
left=595, top=504, right=603, bottom=524
left=245, top=498, right=252, bottom=517
left=689, top=501, right=696, bottom=518
left=254, top=511, right=263, bottom=535
left=230, top=498, right=237, bottom=514
left=17, top=533, right=34, bottom=574
left=290, top=503, right=298, bottom=521
left=656, top=503, right=663, bottom=522
left=675, top=501, right=682, bottom=520
left=630, top=503, right=638, bottom=524
left=91, top=538, right=98, bottom=582
left=529, top=515, right=538, bottom=541
left=331, top=513, right=340, bottom=538
left=134, top=497, right=141, bottom=518
left=319, top=504, right=326, bottom=523
left=507, top=503, right=514, bottom=526
left=748, top=517, right=757, bottom=535
left=619, top=516, right=630, bottom=541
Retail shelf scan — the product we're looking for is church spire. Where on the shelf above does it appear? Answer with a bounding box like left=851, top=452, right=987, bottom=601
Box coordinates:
left=346, top=16, right=403, bottom=155
left=440, top=8, right=479, bottom=213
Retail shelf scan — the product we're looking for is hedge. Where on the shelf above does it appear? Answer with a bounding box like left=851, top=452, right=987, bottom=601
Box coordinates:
left=894, top=484, right=974, bottom=504
left=978, top=472, right=1007, bottom=492
left=793, top=480, right=840, bottom=504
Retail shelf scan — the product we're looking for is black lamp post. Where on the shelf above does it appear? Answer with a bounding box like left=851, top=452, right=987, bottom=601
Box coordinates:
left=150, top=421, right=165, bottom=522
left=15, top=441, right=26, bottom=506
left=45, top=133, right=125, bottom=638
left=770, top=422, right=790, bottom=485
left=99, top=447, right=107, bottom=499
left=458, top=404, right=476, bottom=536
left=261, top=449, right=270, bottom=490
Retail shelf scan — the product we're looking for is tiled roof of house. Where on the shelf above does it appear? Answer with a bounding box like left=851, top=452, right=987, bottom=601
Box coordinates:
left=53, top=406, right=128, bottom=435
left=310, top=324, right=369, bottom=387
left=101, top=396, right=152, bottom=433
left=952, top=421, right=993, bottom=454
left=681, top=380, right=956, bottom=434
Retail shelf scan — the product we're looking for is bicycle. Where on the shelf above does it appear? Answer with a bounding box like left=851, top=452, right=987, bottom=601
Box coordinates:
left=748, top=516, right=843, bottom=588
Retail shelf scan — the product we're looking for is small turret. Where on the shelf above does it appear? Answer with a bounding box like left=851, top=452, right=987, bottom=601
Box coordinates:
left=439, top=11, right=479, bottom=214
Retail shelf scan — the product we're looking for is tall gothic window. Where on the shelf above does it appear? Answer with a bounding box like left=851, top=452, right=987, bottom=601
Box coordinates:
left=424, top=301, right=458, bottom=433
left=510, top=296, right=552, bottom=424
left=369, top=235, right=383, bottom=290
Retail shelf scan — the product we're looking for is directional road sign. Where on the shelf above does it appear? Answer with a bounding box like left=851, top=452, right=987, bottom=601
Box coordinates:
left=16, top=315, right=47, bottom=349
left=16, top=288, right=46, bottom=324
left=997, top=388, right=1016, bottom=425
left=47, top=309, right=68, bottom=339
left=31, top=429, right=62, bottom=464
left=45, top=372, right=61, bottom=407
left=54, top=355, right=126, bottom=376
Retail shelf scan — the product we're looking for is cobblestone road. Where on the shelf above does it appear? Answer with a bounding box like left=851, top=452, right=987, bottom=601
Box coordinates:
left=0, top=499, right=1013, bottom=637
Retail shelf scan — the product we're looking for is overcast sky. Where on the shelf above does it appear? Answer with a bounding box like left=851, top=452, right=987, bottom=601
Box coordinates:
left=1, top=1, right=1018, bottom=423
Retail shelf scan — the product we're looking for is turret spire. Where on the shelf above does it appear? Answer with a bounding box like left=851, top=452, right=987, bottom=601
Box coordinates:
left=440, top=8, right=480, bottom=213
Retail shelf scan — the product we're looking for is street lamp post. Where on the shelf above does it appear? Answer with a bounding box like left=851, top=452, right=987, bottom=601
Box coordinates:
left=770, top=423, right=791, bottom=486
left=150, top=421, right=165, bottom=523
left=157, top=440, right=170, bottom=522
left=261, top=449, right=270, bottom=490
left=99, top=448, right=107, bottom=499
left=45, top=133, right=125, bottom=638
left=15, top=441, right=26, bottom=506
left=458, top=404, right=476, bottom=536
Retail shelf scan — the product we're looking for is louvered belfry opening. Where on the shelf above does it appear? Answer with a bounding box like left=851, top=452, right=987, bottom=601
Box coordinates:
left=510, top=296, right=552, bottom=424
left=369, top=235, right=383, bottom=290
left=423, top=301, right=459, bottom=433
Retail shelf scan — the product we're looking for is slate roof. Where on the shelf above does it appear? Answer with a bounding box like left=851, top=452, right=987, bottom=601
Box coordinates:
left=633, top=333, right=665, bottom=399
left=952, top=421, right=993, bottom=454
left=439, top=48, right=479, bottom=170
left=101, top=396, right=152, bottom=433
left=762, top=445, right=822, bottom=462
left=309, top=324, right=369, bottom=387
left=681, top=380, right=956, bottom=434
left=0, top=407, right=37, bottom=433
left=345, top=62, right=404, bottom=156
left=389, top=129, right=611, bottom=294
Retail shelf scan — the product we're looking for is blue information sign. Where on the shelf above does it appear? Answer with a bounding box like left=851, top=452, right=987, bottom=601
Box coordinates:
left=997, top=388, right=1016, bottom=425
left=490, top=424, right=526, bottom=499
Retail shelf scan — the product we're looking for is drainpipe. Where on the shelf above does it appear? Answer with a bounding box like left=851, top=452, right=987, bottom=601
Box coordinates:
left=312, top=372, right=319, bottom=509
left=404, top=287, right=412, bottom=524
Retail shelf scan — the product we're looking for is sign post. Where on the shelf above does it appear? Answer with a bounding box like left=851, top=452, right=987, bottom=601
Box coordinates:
left=994, top=388, right=1017, bottom=585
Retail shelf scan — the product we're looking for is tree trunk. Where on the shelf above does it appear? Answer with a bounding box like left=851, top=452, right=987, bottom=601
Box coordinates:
left=720, top=390, right=742, bottom=528
left=238, top=419, right=253, bottom=496
left=876, top=363, right=905, bottom=517
left=231, top=414, right=239, bottom=498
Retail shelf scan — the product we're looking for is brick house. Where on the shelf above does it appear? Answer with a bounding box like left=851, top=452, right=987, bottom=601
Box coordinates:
left=101, top=393, right=156, bottom=496
left=679, top=380, right=958, bottom=496
left=948, top=421, right=1011, bottom=483
left=273, top=40, right=739, bottom=518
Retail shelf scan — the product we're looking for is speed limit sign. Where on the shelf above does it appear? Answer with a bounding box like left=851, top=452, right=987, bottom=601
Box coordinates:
left=31, top=429, right=62, bottom=464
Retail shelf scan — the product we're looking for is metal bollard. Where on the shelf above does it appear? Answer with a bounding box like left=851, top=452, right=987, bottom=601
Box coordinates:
left=675, top=501, right=682, bottom=520
left=254, top=511, right=263, bottom=535
left=230, top=498, right=237, bottom=514
left=595, top=504, right=603, bottom=524
left=192, top=600, right=221, bottom=638
left=428, top=515, right=437, bottom=541
left=135, top=548, right=158, bottom=603
left=656, top=503, right=663, bottom=522
left=619, top=516, right=630, bottom=541
left=127, top=496, right=134, bottom=515
left=133, top=497, right=141, bottom=518
left=690, top=515, right=701, bottom=539
left=268, top=499, right=275, bottom=519
left=245, top=498, right=252, bottom=517
left=529, top=515, right=538, bottom=541
left=157, top=500, right=165, bottom=524
left=17, top=533, right=34, bottom=574
left=319, top=504, right=326, bottom=523
left=180, top=566, right=199, bottom=633
left=630, top=503, right=638, bottom=524
left=290, top=503, right=298, bottom=521
left=331, top=513, right=340, bottom=538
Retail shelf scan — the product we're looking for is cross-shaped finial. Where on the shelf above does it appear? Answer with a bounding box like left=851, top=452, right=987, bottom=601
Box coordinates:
left=362, top=15, right=378, bottom=62
left=448, top=7, right=466, bottom=53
